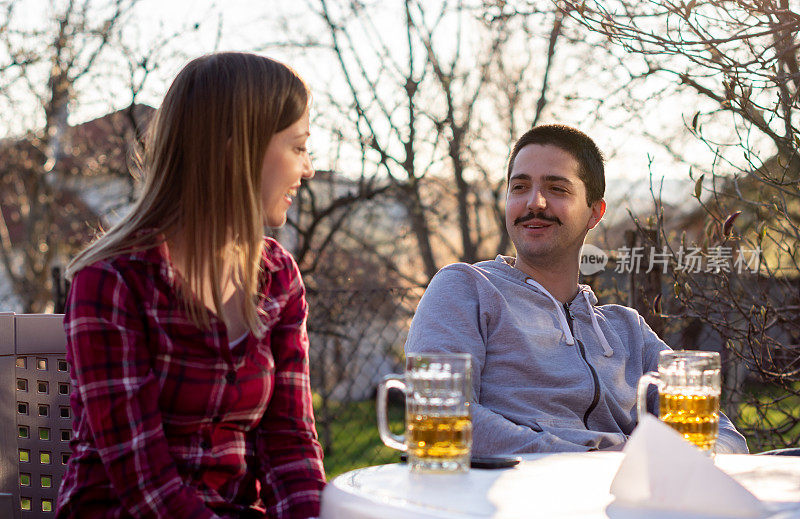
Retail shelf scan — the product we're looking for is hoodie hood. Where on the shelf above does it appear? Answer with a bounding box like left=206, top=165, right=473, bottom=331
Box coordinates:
left=483, top=255, right=614, bottom=357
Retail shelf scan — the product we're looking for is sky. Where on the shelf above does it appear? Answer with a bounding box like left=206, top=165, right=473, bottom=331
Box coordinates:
left=128, top=0, right=332, bottom=89
left=2, top=0, right=731, bottom=224
left=133, top=1, right=714, bottom=211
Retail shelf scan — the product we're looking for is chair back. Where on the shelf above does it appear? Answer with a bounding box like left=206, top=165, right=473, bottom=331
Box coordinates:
left=756, top=448, right=800, bottom=456
left=0, top=313, right=70, bottom=519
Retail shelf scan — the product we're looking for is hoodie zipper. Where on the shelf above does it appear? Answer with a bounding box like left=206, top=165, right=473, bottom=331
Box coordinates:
left=563, top=302, right=600, bottom=428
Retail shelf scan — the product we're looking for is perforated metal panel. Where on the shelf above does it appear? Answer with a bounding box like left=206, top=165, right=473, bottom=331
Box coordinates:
left=15, top=353, right=72, bottom=515
left=0, top=312, right=19, bottom=519
left=1, top=314, right=70, bottom=518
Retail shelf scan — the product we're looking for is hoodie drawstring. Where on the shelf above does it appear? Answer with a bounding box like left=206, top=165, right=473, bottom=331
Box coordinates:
left=582, top=291, right=614, bottom=357
left=524, top=278, right=575, bottom=346
left=523, top=277, right=614, bottom=357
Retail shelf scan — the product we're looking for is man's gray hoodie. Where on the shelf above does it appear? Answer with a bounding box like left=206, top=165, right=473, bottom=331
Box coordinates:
left=405, top=256, right=748, bottom=455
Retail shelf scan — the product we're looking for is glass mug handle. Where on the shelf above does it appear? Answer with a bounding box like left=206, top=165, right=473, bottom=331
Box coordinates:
left=377, top=374, right=407, bottom=452
left=636, top=371, right=664, bottom=421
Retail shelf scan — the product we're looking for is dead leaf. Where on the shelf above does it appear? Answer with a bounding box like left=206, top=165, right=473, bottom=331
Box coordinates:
left=722, top=211, right=742, bottom=237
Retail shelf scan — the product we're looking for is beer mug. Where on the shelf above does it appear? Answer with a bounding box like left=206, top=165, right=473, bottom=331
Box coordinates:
left=637, top=350, right=721, bottom=453
left=377, top=353, right=472, bottom=473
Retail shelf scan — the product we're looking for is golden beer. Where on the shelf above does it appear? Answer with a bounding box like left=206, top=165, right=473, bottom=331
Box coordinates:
left=638, top=351, right=722, bottom=454
left=378, top=353, right=472, bottom=472
left=659, top=391, right=719, bottom=451
left=407, top=414, right=472, bottom=460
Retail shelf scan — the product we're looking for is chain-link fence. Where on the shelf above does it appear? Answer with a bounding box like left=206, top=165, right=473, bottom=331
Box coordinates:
left=590, top=230, right=800, bottom=454
left=307, top=274, right=798, bottom=477
left=37, top=265, right=800, bottom=478
left=306, top=285, right=425, bottom=476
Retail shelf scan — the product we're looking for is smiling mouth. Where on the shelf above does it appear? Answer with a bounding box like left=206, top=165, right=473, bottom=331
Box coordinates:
left=522, top=222, right=551, bottom=229
left=285, top=186, right=299, bottom=202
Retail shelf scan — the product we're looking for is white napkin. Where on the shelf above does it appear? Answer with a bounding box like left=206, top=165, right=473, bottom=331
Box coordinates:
left=610, top=415, right=769, bottom=518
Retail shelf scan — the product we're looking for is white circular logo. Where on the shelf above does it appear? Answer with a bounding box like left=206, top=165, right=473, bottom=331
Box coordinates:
left=580, top=244, right=608, bottom=276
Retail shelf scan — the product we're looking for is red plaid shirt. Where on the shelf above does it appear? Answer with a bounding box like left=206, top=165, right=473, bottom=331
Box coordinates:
left=56, top=237, right=325, bottom=519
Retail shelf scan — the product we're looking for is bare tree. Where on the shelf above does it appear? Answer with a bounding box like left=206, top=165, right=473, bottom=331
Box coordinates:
left=565, top=0, right=800, bottom=450
left=0, top=0, right=204, bottom=312
left=0, top=0, right=140, bottom=311
left=267, top=0, right=572, bottom=285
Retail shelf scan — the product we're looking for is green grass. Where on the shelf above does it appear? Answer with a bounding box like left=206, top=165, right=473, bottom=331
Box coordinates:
left=314, top=397, right=405, bottom=478
left=312, top=381, right=800, bottom=476
left=734, top=380, right=800, bottom=452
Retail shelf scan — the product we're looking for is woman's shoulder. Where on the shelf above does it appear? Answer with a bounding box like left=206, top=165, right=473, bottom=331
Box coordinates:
left=71, top=244, right=166, bottom=286
left=261, top=236, right=298, bottom=273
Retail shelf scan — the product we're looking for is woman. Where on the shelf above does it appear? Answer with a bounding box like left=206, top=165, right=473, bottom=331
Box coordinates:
left=56, top=52, right=325, bottom=519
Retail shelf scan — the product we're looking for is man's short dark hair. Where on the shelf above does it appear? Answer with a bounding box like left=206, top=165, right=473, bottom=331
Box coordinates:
left=507, top=124, right=605, bottom=205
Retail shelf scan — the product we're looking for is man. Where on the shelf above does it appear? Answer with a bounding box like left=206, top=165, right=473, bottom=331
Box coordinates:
left=405, top=124, right=748, bottom=454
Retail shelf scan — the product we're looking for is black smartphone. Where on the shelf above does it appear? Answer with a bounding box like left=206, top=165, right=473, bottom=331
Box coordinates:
left=399, top=453, right=520, bottom=469
left=470, top=456, right=520, bottom=469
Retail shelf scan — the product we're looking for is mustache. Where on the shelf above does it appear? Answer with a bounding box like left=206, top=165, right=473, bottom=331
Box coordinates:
left=514, top=212, right=562, bottom=226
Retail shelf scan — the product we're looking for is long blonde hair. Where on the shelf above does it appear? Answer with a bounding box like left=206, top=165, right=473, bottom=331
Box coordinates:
left=67, top=52, right=309, bottom=334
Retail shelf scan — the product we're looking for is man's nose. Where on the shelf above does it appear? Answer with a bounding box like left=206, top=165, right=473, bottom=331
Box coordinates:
left=526, top=189, right=546, bottom=211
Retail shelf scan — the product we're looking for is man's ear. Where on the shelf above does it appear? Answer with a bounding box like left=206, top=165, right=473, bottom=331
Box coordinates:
left=587, top=199, right=606, bottom=230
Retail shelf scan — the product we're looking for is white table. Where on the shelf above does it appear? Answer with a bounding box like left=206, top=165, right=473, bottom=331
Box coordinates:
left=320, top=453, right=800, bottom=519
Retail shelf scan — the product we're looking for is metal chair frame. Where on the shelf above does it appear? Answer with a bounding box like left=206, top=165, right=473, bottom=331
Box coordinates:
left=756, top=448, right=800, bottom=456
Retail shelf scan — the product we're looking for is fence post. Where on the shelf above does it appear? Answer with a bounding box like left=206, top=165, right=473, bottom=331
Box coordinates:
left=625, top=228, right=664, bottom=337
left=641, top=227, right=664, bottom=337
left=624, top=230, right=637, bottom=309
left=51, top=266, right=68, bottom=314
